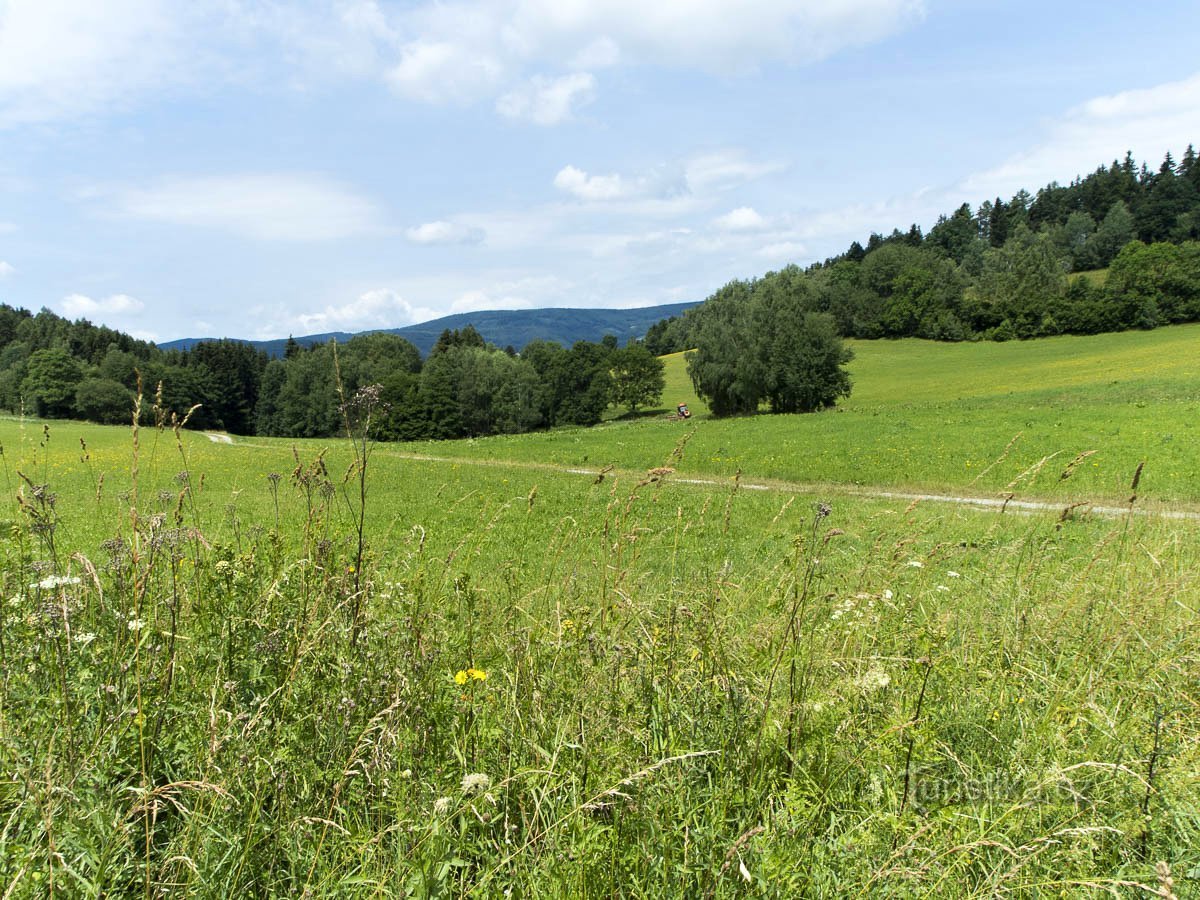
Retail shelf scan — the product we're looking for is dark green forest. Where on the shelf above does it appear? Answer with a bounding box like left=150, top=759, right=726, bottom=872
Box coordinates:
left=2, top=146, right=1199, bottom=432
left=646, top=146, right=1200, bottom=354
left=0, top=309, right=664, bottom=438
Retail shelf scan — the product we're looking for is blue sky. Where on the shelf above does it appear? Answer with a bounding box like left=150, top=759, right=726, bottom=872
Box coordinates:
left=2, top=0, right=1199, bottom=343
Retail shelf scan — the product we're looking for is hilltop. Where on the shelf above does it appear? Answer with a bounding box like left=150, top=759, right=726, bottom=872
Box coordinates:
left=159, top=302, right=700, bottom=358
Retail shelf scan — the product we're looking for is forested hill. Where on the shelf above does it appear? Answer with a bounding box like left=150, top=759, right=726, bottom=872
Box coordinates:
left=161, top=302, right=700, bottom=358
left=645, top=145, right=1200, bottom=354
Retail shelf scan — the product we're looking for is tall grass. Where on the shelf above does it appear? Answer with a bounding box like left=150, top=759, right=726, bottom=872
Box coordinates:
left=0, top=410, right=1196, bottom=896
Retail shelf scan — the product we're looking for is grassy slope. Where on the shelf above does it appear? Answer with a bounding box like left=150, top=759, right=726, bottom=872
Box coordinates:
left=398, top=324, right=1200, bottom=505
left=0, top=328, right=1198, bottom=895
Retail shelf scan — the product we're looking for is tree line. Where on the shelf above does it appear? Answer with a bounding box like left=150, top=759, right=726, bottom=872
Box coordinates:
left=646, top=145, right=1200, bottom=353
left=0, top=309, right=665, bottom=438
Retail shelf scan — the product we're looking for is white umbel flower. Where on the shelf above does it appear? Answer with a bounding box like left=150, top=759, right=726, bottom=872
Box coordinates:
left=461, top=772, right=491, bottom=794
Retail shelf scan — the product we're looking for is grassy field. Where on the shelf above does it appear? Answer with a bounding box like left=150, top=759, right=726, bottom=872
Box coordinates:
left=0, top=327, right=1197, bottom=896
left=398, top=324, right=1200, bottom=507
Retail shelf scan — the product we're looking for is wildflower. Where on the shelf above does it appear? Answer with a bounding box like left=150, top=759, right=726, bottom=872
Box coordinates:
left=906, top=560, right=924, bottom=569
left=455, top=667, right=487, bottom=684
left=433, top=797, right=452, bottom=816
left=32, top=574, right=81, bottom=590
left=73, top=632, right=96, bottom=646
left=947, top=571, right=961, bottom=578
left=856, top=667, right=891, bottom=693
left=127, top=619, right=145, bottom=632
left=462, top=772, right=491, bottom=794
left=881, top=589, right=894, bottom=600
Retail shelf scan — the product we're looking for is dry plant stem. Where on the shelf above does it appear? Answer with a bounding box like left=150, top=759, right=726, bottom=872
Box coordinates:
left=332, top=341, right=380, bottom=643
left=897, top=655, right=935, bottom=822
left=1140, top=705, right=1166, bottom=857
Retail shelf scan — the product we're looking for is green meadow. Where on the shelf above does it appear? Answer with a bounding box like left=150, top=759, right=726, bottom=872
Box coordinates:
left=399, top=324, right=1200, bottom=507
left=0, top=325, right=1197, bottom=896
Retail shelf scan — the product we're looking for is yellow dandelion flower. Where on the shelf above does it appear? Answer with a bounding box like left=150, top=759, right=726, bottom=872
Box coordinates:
left=467, top=668, right=487, bottom=681
left=454, top=670, right=469, bottom=685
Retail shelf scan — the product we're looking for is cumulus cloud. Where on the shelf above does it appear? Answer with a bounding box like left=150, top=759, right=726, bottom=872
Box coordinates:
left=0, top=1, right=925, bottom=127
left=553, top=165, right=631, bottom=201
left=59, top=292, right=144, bottom=319
left=963, top=71, right=1200, bottom=200
left=553, top=150, right=781, bottom=207
left=714, top=206, right=768, bottom=231
left=292, top=289, right=437, bottom=334
left=553, top=162, right=690, bottom=205
left=370, top=0, right=924, bottom=113
left=406, top=220, right=486, bottom=245
left=388, top=39, right=506, bottom=104
left=497, top=72, right=596, bottom=125
left=106, top=174, right=383, bottom=241
left=0, top=261, right=14, bottom=278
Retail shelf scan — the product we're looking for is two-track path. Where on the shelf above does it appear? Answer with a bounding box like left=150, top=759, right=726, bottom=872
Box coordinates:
left=200, top=433, right=1200, bottom=521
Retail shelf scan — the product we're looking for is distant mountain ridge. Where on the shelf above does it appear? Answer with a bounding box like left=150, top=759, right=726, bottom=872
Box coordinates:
left=159, top=303, right=700, bottom=357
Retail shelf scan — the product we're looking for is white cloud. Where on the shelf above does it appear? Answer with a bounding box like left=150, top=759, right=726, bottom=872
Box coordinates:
left=406, top=220, right=486, bottom=245
left=963, top=71, right=1200, bottom=200
left=497, top=72, right=596, bottom=125
left=0, top=1, right=924, bottom=127
left=0, top=0, right=194, bottom=127
left=370, top=0, right=923, bottom=112
left=388, top=39, right=506, bottom=104
left=554, top=164, right=631, bottom=201
left=0, top=261, right=14, bottom=278
left=714, top=206, right=768, bottom=231
left=504, top=0, right=924, bottom=72
left=686, top=150, right=786, bottom=193
left=106, top=174, right=383, bottom=241
left=292, top=289, right=437, bottom=335
left=552, top=162, right=691, bottom=205
left=445, top=273, right=573, bottom=313
left=553, top=150, right=780, bottom=208
left=450, top=290, right=534, bottom=314
left=571, top=37, right=621, bottom=70
left=59, top=292, right=145, bottom=319
left=758, top=241, right=807, bottom=260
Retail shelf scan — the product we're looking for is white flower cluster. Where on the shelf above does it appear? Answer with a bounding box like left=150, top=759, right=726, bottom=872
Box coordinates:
left=461, top=772, right=491, bottom=794
left=856, top=667, right=892, bottom=693
left=32, top=575, right=81, bottom=590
